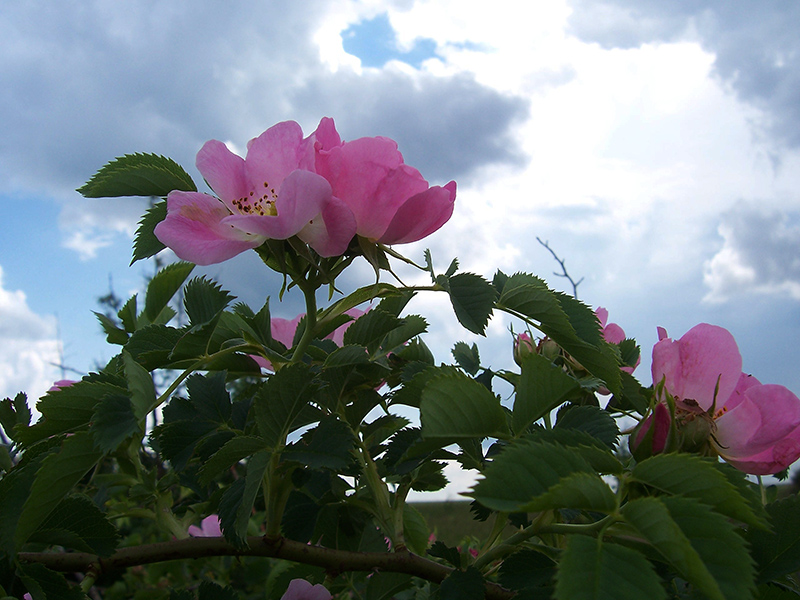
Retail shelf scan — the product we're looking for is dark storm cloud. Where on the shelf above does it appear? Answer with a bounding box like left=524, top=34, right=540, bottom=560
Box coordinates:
left=704, top=204, right=800, bottom=300
left=0, top=1, right=528, bottom=200
left=567, top=1, right=800, bottom=148
left=290, top=69, right=530, bottom=183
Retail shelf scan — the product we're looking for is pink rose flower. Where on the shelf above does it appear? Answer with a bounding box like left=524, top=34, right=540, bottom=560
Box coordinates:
left=48, top=379, right=77, bottom=392
left=651, top=323, right=800, bottom=474
left=597, top=307, right=639, bottom=375
left=314, top=124, right=456, bottom=245
left=155, top=120, right=357, bottom=265
left=187, top=514, right=222, bottom=537
left=281, top=579, right=331, bottom=600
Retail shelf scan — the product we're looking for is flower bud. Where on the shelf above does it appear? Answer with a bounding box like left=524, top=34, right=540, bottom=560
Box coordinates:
left=537, top=338, right=560, bottom=361
left=629, top=402, right=676, bottom=461
left=513, top=333, right=536, bottom=366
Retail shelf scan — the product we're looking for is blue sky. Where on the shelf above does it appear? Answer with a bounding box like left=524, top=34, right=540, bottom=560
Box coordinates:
left=2, top=1, right=800, bottom=496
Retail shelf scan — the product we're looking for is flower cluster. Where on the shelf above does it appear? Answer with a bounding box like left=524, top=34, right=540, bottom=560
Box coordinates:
left=632, top=323, right=800, bottom=474
left=154, top=119, right=456, bottom=265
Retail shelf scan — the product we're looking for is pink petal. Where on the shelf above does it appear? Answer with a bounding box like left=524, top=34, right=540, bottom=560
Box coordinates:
left=281, top=579, right=332, bottom=600
left=245, top=121, right=309, bottom=187
left=722, top=427, right=800, bottom=475
left=651, top=323, right=742, bottom=411
left=155, top=191, right=264, bottom=265
left=328, top=307, right=368, bottom=346
left=716, top=382, right=800, bottom=460
left=378, top=180, right=457, bottom=245
left=272, top=315, right=304, bottom=348
left=596, top=308, right=609, bottom=328
left=196, top=139, right=249, bottom=208
left=224, top=170, right=332, bottom=239
left=602, top=323, right=626, bottom=346
left=188, top=515, right=222, bottom=537
left=297, top=194, right=357, bottom=257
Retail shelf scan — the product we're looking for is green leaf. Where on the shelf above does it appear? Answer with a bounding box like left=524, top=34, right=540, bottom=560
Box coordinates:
left=452, top=342, right=481, bottom=376
left=555, top=536, right=667, bottom=600
left=197, top=580, right=239, bottom=600
left=323, top=345, right=370, bottom=367
left=218, top=450, right=270, bottom=549
left=15, top=433, right=103, bottom=549
left=94, top=311, right=129, bottom=345
left=513, top=352, right=579, bottom=434
left=420, top=371, right=509, bottom=439
left=403, top=503, right=430, bottom=555
left=78, top=153, right=196, bottom=198
left=662, top=496, right=756, bottom=600
left=144, top=262, right=195, bottom=324
left=0, top=392, right=31, bottom=440
left=16, top=378, right=128, bottom=446
left=254, top=363, right=320, bottom=448
left=187, top=371, right=232, bottom=424
left=125, top=324, right=184, bottom=370
left=90, top=394, right=139, bottom=452
left=469, top=439, right=594, bottom=512
left=380, top=315, right=428, bottom=353
left=117, top=294, right=138, bottom=333
left=0, top=450, right=49, bottom=554
left=630, top=453, right=765, bottom=527
left=18, top=563, right=85, bottom=600
left=199, top=435, right=268, bottom=485
left=123, top=349, right=156, bottom=420
left=444, top=272, right=497, bottom=335
left=747, top=494, right=800, bottom=583
left=282, top=416, right=355, bottom=470
left=554, top=405, right=619, bottom=449
left=365, top=572, right=414, bottom=600
left=525, top=471, right=618, bottom=513
left=525, top=428, right=624, bottom=475
left=499, top=549, right=556, bottom=595
left=439, top=567, right=485, bottom=600
left=29, top=495, right=119, bottom=556
left=132, top=199, right=168, bottom=264
left=342, top=308, right=402, bottom=351
left=428, top=541, right=463, bottom=568
left=183, top=277, right=235, bottom=327
left=622, top=497, right=723, bottom=600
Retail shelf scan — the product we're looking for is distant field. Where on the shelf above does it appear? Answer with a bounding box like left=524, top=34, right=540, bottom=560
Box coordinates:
left=411, top=501, right=519, bottom=547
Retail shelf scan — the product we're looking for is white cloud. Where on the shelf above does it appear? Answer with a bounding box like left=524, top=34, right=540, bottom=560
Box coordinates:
left=0, top=265, right=61, bottom=407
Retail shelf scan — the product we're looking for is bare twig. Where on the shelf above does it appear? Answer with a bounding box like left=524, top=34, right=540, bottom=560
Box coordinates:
left=537, top=237, right=583, bottom=299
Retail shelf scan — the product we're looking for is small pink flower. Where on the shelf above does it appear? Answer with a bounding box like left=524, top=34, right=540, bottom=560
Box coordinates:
left=513, top=332, right=536, bottom=366
left=596, top=307, right=639, bottom=375
left=651, top=323, right=800, bottom=475
left=281, top=579, right=331, bottom=600
left=187, top=514, right=222, bottom=537
left=48, top=380, right=77, bottom=392
left=155, top=120, right=357, bottom=265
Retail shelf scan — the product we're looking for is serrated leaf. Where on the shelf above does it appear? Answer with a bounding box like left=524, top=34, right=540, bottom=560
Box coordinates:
left=631, top=453, right=764, bottom=527
left=219, top=450, right=270, bottom=549
left=324, top=345, right=370, bottom=367
left=555, top=536, right=667, bottom=600
left=0, top=451, right=49, bottom=554
left=15, top=433, right=103, bottom=549
left=123, top=350, right=156, bottom=420
left=365, top=572, right=414, bottom=600
left=16, top=379, right=128, bottom=446
left=282, top=416, right=355, bottom=469
left=499, top=549, right=556, bottom=594
left=125, top=323, right=184, bottom=370
left=622, top=497, right=723, bottom=600
left=18, top=563, right=85, bottom=600
left=186, top=371, right=231, bottom=424
left=428, top=541, right=462, bottom=568
left=153, top=420, right=218, bottom=471
left=199, top=435, right=268, bottom=485
left=440, top=567, right=485, bottom=600
left=662, top=496, right=756, bottom=600
left=747, top=494, right=800, bottom=583
left=445, top=272, right=497, bottom=335
left=254, top=363, right=320, bottom=448
left=452, top=342, right=481, bottom=376
left=525, top=471, right=618, bottom=513
left=132, top=199, right=168, bottom=264
left=78, top=153, right=196, bottom=198
left=144, top=262, right=195, bottom=324
left=513, top=351, right=580, bottom=434
left=0, top=392, right=31, bottom=440
left=117, top=295, right=138, bottom=333
left=403, top=503, right=430, bottom=555
left=525, top=428, right=624, bottom=474
left=94, top=311, right=129, bottom=345
left=29, top=495, right=119, bottom=556
left=198, top=580, right=239, bottom=600
left=380, top=315, right=428, bottom=354
left=469, top=439, right=594, bottom=512
left=420, top=371, right=509, bottom=439
left=90, top=394, right=139, bottom=452
left=554, top=404, right=619, bottom=449
left=183, top=277, right=235, bottom=327
left=342, top=309, right=402, bottom=350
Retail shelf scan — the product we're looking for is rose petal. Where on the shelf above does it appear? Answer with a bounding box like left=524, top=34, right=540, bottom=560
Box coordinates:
left=379, top=181, right=457, bottom=245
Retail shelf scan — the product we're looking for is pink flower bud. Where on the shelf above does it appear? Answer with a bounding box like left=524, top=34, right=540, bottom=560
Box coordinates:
left=630, top=402, right=676, bottom=461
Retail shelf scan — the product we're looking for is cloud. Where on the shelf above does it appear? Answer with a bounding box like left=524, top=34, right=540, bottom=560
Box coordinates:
left=0, top=1, right=528, bottom=257
left=704, top=205, right=800, bottom=302
left=0, top=265, right=61, bottom=405
left=566, top=0, right=800, bottom=150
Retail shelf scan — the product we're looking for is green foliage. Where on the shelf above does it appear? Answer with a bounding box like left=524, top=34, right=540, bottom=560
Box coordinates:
left=747, top=494, right=800, bottom=583
left=77, top=153, right=196, bottom=198
left=132, top=199, right=168, bottom=264
left=555, top=536, right=667, bottom=600
left=513, top=351, right=580, bottom=433
left=440, top=272, right=497, bottom=335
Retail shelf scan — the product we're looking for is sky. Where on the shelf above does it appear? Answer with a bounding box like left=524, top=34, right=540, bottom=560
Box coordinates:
left=2, top=0, right=800, bottom=498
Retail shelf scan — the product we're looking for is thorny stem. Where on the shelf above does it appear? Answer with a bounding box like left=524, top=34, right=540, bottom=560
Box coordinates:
left=19, top=536, right=518, bottom=600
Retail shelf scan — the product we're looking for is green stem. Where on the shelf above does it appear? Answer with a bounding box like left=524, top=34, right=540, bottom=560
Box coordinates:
left=478, top=511, right=509, bottom=558
left=392, top=482, right=412, bottom=551
left=290, top=284, right=318, bottom=362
